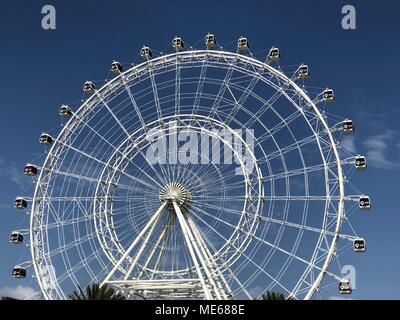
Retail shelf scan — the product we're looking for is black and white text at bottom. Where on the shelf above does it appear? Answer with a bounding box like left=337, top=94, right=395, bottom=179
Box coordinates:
left=155, top=304, right=245, bottom=318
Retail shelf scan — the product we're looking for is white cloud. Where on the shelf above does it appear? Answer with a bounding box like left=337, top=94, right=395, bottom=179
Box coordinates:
left=0, top=285, right=36, bottom=300
left=341, top=135, right=357, bottom=154
left=363, top=130, right=400, bottom=169
left=0, top=160, right=26, bottom=190
left=9, top=164, right=26, bottom=190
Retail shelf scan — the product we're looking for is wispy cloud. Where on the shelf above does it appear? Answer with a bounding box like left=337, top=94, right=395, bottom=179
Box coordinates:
left=363, top=130, right=400, bottom=169
left=341, top=135, right=357, bottom=154
left=8, top=164, right=26, bottom=190
left=0, top=160, right=26, bottom=190
left=0, top=285, right=36, bottom=300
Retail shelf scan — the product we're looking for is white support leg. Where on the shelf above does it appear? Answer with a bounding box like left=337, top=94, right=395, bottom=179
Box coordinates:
left=124, top=207, right=165, bottom=280
left=150, top=215, right=175, bottom=280
left=102, top=202, right=167, bottom=286
left=180, top=214, right=222, bottom=300
left=187, top=216, right=231, bottom=299
left=137, top=214, right=173, bottom=280
left=173, top=201, right=213, bottom=300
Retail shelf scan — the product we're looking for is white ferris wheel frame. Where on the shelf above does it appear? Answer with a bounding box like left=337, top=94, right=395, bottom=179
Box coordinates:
left=28, top=49, right=346, bottom=300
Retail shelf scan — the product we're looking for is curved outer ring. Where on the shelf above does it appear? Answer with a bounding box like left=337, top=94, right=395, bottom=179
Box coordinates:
left=30, top=49, right=344, bottom=300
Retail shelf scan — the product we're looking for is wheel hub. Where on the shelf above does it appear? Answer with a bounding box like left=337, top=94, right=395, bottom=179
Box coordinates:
left=160, top=182, right=192, bottom=214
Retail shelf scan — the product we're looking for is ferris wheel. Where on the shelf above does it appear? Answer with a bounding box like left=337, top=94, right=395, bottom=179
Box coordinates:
left=10, top=34, right=370, bottom=300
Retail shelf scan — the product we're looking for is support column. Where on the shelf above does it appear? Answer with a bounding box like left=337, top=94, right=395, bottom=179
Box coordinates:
left=173, top=201, right=213, bottom=300
left=102, top=202, right=167, bottom=286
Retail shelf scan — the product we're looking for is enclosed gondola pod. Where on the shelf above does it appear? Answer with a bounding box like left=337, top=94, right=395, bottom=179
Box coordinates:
left=339, top=280, right=352, bottom=294
left=111, top=61, right=123, bottom=74
left=12, top=266, right=27, bottom=279
left=268, top=47, right=281, bottom=62
left=237, top=37, right=249, bottom=51
left=358, top=195, right=371, bottom=210
left=83, top=81, right=96, bottom=93
left=14, top=197, right=27, bottom=210
left=323, top=88, right=335, bottom=104
left=297, top=64, right=310, bottom=79
left=39, top=133, right=53, bottom=145
left=172, top=37, right=184, bottom=52
left=140, top=46, right=152, bottom=60
left=10, top=232, right=24, bottom=244
left=205, top=34, right=217, bottom=49
left=343, top=119, right=354, bottom=134
left=354, top=155, right=367, bottom=170
left=24, top=164, right=38, bottom=176
left=353, top=238, right=366, bottom=252
left=59, top=105, right=73, bottom=117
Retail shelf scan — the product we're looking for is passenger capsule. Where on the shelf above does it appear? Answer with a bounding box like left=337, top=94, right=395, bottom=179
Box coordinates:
left=205, top=33, right=217, bottom=49
left=355, top=155, right=367, bottom=170
left=111, top=61, right=123, bottom=74
left=39, top=133, right=53, bottom=145
left=172, top=37, right=184, bottom=52
left=12, top=266, right=27, bottom=279
left=323, top=88, right=335, bottom=104
left=140, top=46, right=153, bottom=60
left=339, top=280, right=352, bottom=294
left=343, top=119, right=354, bottom=134
left=268, top=47, right=280, bottom=62
left=297, top=64, right=310, bottom=79
left=59, top=105, right=73, bottom=117
left=83, top=81, right=96, bottom=93
left=353, top=238, right=366, bottom=252
left=237, top=37, right=249, bottom=51
left=14, top=197, right=27, bottom=210
left=24, top=164, right=38, bottom=176
left=359, top=195, right=371, bottom=210
left=10, top=232, right=24, bottom=244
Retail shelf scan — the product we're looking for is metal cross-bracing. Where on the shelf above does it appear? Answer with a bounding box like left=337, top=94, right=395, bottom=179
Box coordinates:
left=10, top=38, right=369, bottom=300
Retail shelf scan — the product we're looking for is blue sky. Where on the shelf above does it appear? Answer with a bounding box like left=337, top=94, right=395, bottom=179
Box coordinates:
left=0, top=0, right=399, bottom=299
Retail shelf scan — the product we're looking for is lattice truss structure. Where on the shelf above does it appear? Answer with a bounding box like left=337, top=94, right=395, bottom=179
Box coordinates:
left=11, top=35, right=369, bottom=300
